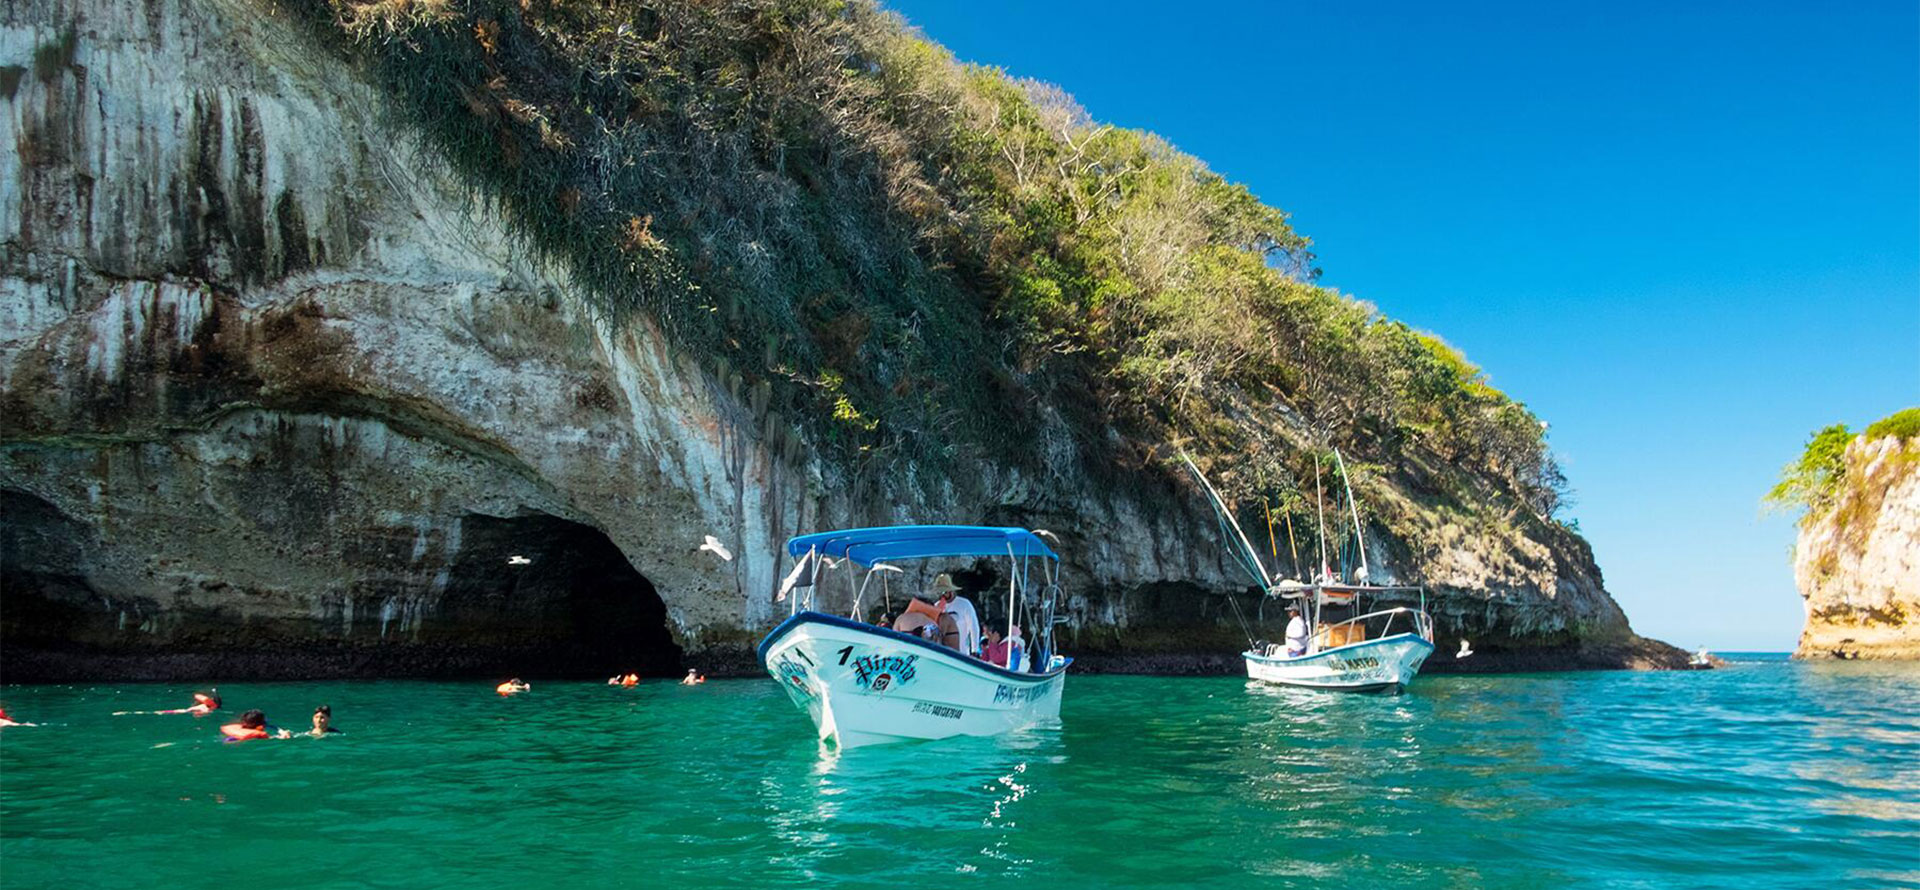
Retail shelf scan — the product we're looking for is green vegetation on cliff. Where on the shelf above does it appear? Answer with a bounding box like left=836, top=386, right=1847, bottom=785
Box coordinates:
left=302, top=0, right=1566, bottom=526
left=1767, top=408, right=1920, bottom=524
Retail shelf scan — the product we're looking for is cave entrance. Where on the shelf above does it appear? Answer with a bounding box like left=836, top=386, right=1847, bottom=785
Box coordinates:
left=439, top=512, right=682, bottom=678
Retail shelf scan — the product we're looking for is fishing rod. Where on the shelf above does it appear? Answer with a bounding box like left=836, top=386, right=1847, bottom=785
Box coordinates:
left=1332, top=447, right=1370, bottom=583
left=1180, top=453, right=1270, bottom=649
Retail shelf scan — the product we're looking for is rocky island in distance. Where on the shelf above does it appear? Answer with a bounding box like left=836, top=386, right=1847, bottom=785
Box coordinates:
left=1769, top=408, right=1920, bottom=660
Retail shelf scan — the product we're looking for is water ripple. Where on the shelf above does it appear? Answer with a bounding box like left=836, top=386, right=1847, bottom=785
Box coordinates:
left=2, top=658, right=1916, bottom=888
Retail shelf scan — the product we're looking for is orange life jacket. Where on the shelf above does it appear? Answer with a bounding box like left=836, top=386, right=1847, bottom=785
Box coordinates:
left=221, top=723, right=268, bottom=741
left=620, top=675, right=638, bottom=687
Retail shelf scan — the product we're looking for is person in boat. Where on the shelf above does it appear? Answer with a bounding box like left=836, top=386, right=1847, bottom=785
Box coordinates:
left=222, top=709, right=291, bottom=741
left=309, top=705, right=343, bottom=736
left=681, top=669, right=706, bottom=686
left=982, top=627, right=1011, bottom=668
left=892, top=594, right=944, bottom=641
left=936, top=610, right=963, bottom=652
left=934, top=574, right=982, bottom=656
left=1284, top=605, right=1309, bottom=657
left=496, top=678, right=531, bottom=696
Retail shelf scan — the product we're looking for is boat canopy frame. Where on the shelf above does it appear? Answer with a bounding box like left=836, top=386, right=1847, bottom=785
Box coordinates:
left=779, top=524, right=1066, bottom=674
left=785, top=525, right=1059, bottom=566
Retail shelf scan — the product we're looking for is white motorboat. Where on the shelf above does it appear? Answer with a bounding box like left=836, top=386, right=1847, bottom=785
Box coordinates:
left=1241, top=585, right=1435, bottom=693
left=1183, top=451, right=1437, bottom=694
left=758, top=525, right=1071, bottom=748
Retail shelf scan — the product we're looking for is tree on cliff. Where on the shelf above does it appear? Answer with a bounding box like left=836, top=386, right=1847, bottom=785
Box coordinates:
left=1766, top=408, right=1920, bottom=524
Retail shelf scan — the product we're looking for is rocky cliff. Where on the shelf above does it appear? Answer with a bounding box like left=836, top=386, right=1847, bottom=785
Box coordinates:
left=0, top=0, right=1682, bottom=680
left=1791, top=426, right=1920, bottom=660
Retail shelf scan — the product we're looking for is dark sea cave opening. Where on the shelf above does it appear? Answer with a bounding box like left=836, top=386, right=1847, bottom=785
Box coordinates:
left=438, top=512, right=683, bottom=679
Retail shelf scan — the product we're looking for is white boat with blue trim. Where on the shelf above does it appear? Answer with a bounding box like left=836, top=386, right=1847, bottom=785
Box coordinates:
left=1242, top=584, right=1435, bottom=693
left=1183, top=452, right=1438, bottom=694
left=758, top=525, right=1071, bottom=748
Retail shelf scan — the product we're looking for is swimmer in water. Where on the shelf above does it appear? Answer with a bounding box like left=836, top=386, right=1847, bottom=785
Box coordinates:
left=680, top=669, right=706, bottom=686
left=141, top=690, right=220, bottom=716
left=113, top=690, right=219, bottom=717
left=496, top=678, right=531, bottom=696
left=221, top=709, right=291, bottom=741
left=621, top=673, right=639, bottom=687
left=0, top=706, right=29, bottom=727
left=308, top=705, right=343, bottom=736
left=185, top=691, right=221, bottom=715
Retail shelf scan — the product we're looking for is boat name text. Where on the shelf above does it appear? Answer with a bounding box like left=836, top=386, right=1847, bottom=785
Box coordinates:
left=851, top=653, right=918, bottom=691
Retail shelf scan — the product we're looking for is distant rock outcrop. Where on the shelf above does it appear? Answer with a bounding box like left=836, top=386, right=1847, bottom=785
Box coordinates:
left=1791, top=425, right=1920, bottom=660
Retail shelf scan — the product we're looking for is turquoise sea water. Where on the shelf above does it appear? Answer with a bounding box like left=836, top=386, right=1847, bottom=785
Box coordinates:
left=4, top=656, right=1918, bottom=889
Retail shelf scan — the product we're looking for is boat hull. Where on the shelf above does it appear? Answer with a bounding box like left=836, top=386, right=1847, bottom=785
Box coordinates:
left=758, top=612, right=1067, bottom=748
left=1243, top=633, right=1435, bottom=692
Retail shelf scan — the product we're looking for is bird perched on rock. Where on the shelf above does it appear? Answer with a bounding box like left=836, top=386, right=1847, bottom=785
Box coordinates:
left=1455, top=639, right=1474, bottom=659
left=698, top=535, right=734, bottom=562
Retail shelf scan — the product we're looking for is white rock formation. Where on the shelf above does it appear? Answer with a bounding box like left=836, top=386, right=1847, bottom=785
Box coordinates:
left=1794, top=433, right=1920, bottom=659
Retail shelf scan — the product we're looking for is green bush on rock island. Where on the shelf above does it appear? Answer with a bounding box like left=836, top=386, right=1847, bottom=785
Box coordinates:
left=1769, top=408, right=1920, bottom=660
left=0, top=0, right=1684, bottom=678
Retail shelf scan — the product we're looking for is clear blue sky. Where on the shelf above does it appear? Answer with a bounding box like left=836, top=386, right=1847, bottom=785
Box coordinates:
left=887, top=0, right=1920, bottom=651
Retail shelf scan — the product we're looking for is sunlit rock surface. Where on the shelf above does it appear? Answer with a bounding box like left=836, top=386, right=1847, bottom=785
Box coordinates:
left=1794, top=434, right=1920, bottom=660
left=0, top=0, right=1682, bottom=679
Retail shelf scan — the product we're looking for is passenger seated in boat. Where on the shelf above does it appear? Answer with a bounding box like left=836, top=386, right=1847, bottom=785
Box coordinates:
left=892, top=595, right=943, bottom=641
left=1284, top=605, right=1308, bottom=657
left=982, top=627, right=1010, bottom=667
left=932, top=574, right=982, bottom=656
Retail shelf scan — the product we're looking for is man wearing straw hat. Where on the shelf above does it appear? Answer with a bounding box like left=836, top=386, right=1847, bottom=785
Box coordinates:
left=932, top=573, right=981, bottom=657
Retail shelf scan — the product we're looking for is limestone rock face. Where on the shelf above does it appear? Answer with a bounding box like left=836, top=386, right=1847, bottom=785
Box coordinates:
left=1794, top=434, right=1920, bottom=660
left=0, top=0, right=1678, bottom=679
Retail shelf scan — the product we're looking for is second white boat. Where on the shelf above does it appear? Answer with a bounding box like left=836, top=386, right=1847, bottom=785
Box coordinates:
left=1242, top=599, right=1435, bottom=693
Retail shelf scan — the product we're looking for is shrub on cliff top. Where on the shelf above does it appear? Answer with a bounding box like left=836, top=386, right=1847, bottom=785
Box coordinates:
left=1864, top=407, right=1920, bottom=442
left=1765, top=408, right=1917, bottom=525
left=294, top=0, right=1565, bottom=521
left=1765, top=424, right=1853, bottom=522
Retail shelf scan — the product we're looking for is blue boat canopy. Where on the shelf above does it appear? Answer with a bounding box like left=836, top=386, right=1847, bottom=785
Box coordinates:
left=785, top=525, right=1058, bottom=567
